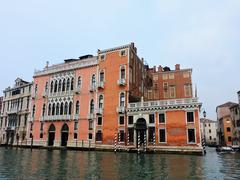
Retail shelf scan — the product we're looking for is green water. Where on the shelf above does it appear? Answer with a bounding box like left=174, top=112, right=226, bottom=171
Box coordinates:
left=0, top=147, right=239, bottom=180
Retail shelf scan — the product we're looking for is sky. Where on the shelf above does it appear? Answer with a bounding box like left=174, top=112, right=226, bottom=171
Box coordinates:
left=0, top=0, right=239, bottom=120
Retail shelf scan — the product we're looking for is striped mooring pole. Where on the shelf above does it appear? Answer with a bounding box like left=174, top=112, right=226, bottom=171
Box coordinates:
left=153, top=133, right=156, bottom=153
left=202, top=137, right=206, bottom=155
left=144, top=132, right=147, bottom=153
left=114, top=132, right=117, bottom=153
left=118, top=132, right=121, bottom=152
left=137, top=133, right=140, bottom=154
left=127, top=133, right=130, bottom=152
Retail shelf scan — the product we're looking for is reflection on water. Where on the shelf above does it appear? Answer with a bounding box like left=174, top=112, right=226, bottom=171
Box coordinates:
left=0, top=147, right=240, bottom=180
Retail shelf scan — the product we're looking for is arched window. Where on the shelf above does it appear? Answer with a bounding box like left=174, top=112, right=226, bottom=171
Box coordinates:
left=99, top=71, right=104, bottom=82
left=69, top=101, right=72, bottom=115
left=66, top=78, right=70, bottom=91
left=99, top=95, right=103, bottom=109
left=50, top=81, right=54, bottom=93
left=77, top=76, right=82, bottom=88
left=54, top=80, right=58, bottom=93
left=56, top=103, right=60, bottom=115
left=62, top=79, right=66, bottom=92
left=91, top=74, right=96, bottom=86
left=90, top=99, right=94, bottom=114
left=60, top=102, right=64, bottom=115
left=75, top=101, right=80, bottom=114
left=120, top=92, right=125, bottom=107
left=45, top=82, right=49, bottom=92
left=64, top=102, right=68, bottom=115
left=42, top=104, right=46, bottom=117
left=58, top=80, right=62, bottom=92
left=52, top=103, right=55, bottom=116
left=48, top=104, right=52, bottom=116
left=71, top=78, right=74, bottom=91
left=32, top=105, right=35, bottom=118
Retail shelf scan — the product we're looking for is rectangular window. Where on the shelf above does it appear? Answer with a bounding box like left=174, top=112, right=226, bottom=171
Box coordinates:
left=169, top=86, right=176, bottom=98
left=188, top=129, right=196, bottom=143
left=169, top=73, right=174, bottom=79
left=227, top=127, right=231, bottom=132
left=159, top=113, right=165, bottom=124
left=96, top=130, right=102, bottom=141
left=89, top=133, right=93, bottom=140
left=128, top=116, right=133, bottom=125
left=187, top=112, right=194, bottom=123
left=74, top=121, right=78, bottom=131
left=120, top=49, right=126, bottom=57
left=100, top=54, right=106, bottom=61
left=209, top=129, right=211, bottom=133
left=148, top=127, right=155, bottom=143
left=74, top=133, right=78, bottom=139
left=119, top=116, right=125, bottom=125
left=119, top=130, right=125, bottom=142
left=183, top=71, right=190, bottom=78
left=40, top=122, right=43, bottom=131
left=97, top=117, right=102, bottom=126
left=128, top=128, right=134, bottom=143
left=159, top=129, right=166, bottom=143
left=120, top=67, right=125, bottom=79
left=184, top=84, right=192, bottom=97
left=162, top=74, right=168, bottom=80
left=89, top=120, right=93, bottom=130
left=100, top=72, right=104, bottom=82
left=149, top=114, right=155, bottom=124
left=40, top=133, right=43, bottom=139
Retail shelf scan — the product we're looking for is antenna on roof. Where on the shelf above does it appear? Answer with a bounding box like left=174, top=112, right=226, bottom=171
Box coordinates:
left=195, top=84, right=198, bottom=98
left=46, top=61, right=49, bottom=69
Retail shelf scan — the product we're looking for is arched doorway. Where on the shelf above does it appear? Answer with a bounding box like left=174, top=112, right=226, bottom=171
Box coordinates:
left=135, top=118, right=147, bottom=147
left=61, top=124, right=69, bottom=146
left=48, top=124, right=56, bottom=146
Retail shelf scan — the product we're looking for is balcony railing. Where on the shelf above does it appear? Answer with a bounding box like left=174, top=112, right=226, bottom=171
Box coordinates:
left=6, top=108, right=18, bottom=114
left=44, top=115, right=72, bottom=121
left=48, top=91, right=74, bottom=97
left=116, top=106, right=125, bottom=114
left=128, top=98, right=199, bottom=109
left=75, top=86, right=81, bottom=94
left=117, top=79, right=126, bottom=86
left=73, top=114, right=79, bottom=120
left=96, top=108, right=103, bottom=115
left=89, top=84, right=96, bottom=92
left=97, top=81, right=104, bottom=89
left=42, top=91, right=49, bottom=98
left=87, top=113, right=95, bottom=120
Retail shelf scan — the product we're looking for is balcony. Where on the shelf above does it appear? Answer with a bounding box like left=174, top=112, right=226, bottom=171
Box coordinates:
left=117, top=79, right=126, bottom=86
left=96, top=108, right=103, bottom=115
left=48, top=91, right=74, bottom=97
left=87, top=113, right=95, bottom=120
left=6, top=108, right=18, bottom=114
left=116, top=106, right=125, bottom=114
left=73, top=114, right=79, bottom=120
left=75, top=86, right=81, bottom=94
left=44, top=115, right=72, bottom=121
left=89, top=84, right=96, bottom=92
left=97, top=81, right=104, bottom=89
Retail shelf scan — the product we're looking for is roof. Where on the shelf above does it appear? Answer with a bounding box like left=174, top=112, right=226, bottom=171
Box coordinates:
left=200, top=118, right=217, bottom=123
left=216, top=102, right=238, bottom=109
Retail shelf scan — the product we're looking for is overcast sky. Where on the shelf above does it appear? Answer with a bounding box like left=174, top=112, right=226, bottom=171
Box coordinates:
left=0, top=0, right=239, bottom=119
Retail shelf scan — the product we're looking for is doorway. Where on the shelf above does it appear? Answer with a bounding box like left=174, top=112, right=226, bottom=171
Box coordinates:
left=135, top=118, right=147, bottom=148
left=61, top=124, right=69, bottom=147
left=48, top=124, right=56, bottom=146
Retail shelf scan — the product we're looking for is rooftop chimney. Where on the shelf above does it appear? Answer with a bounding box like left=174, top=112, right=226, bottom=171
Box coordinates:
left=175, top=64, right=180, bottom=70
left=158, top=65, right=163, bottom=72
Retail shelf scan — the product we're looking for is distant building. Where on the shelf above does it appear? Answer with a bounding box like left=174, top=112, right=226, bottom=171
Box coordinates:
left=229, top=91, right=240, bottom=146
left=200, top=118, right=217, bottom=146
left=0, top=78, right=32, bottom=145
left=216, top=102, right=238, bottom=146
left=0, top=96, right=3, bottom=115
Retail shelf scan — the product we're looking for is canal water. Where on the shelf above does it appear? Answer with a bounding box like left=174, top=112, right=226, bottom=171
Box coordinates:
left=0, top=147, right=240, bottom=180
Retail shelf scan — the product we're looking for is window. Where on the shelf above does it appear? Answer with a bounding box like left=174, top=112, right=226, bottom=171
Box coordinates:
left=120, top=93, right=125, bottom=107
left=169, top=73, right=174, bottom=79
left=159, top=129, right=166, bottom=143
left=91, top=74, right=96, bottom=86
left=56, top=103, right=60, bottom=115
left=184, top=84, right=192, bottom=97
left=62, top=79, right=66, bottom=91
left=100, top=54, right=105, bottom=61
left=128, top=128, right=134, bottom=142
left=119, top=130, right=125, bottom=142
left=209, top=136, right=212, bottom=140
left=128, top=116, right=133, bottom=125
left=54, top=80, right=57, bottom=93
left=50, top=81, right=54, bottom=93
left=100, top=71, right=104, bottom=82
left=58, top=80, right=62, bottom=92
left=159, top=113, right=165, bottom=124
left=148, top=127, right=155, bottom=143
left=32, top=105, right=35, bottom=118
left=228, top=136, right=232, bottom=142
left=75, top=101, right=80, bottom=114
left=45, top=82, right=49, bottom=92
left=77, top=76, right=82, bottom=88
left=40, top=133, right=43, bottom=139
left=42, top=104, right=46, bottom=117
left=119, top=116, right=125, bottom=125
left=40, top=122, right=44, bottom=131
left=60, top=103, right=64, bottom=115
left=64, top=102, right=68, bottom=115
left=209, top=124, right=210, bottom=127
left=169, top=86, right=176, bottom=98
left=183, top=71, right=190, bottom=78
left=89, top=133, right=93, bottom=140
left=35, top=84, right=38, bottom=93
left=96, top=130, right=102, bottom=141
left=227, top=127, right=231, bottom=132
left=74, top=121, right=78, bottom=131
left=163, top=74, right=168, bottom=80
left=187, top=112, right=194, bottom=123
left=188, top=129, right=196, bottom=144
left=48, top=104, right=52, bottom=116
left=209, top=129, right=211, bottom=133
left=97, top=117, right=102, bottom=125
left=120, top=67, right=125, bottom=79
left=149, top=114, right=155, bottom=124
left=99, top=95, right=103, bottom=109
left=66, top=78, right=70, bottom=91
left=89, top=120, right=93, bottom=130
left=120, top=49, right=126, bottom=57
left=90, top=99, right=94, bottom=114
left=71, top=78, right=74, bottom=91
left=52, top=103, right=56, bottom=115
left=68, top=102, right=72, bottom=115
left=74, top=133, right=78, bottom=139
